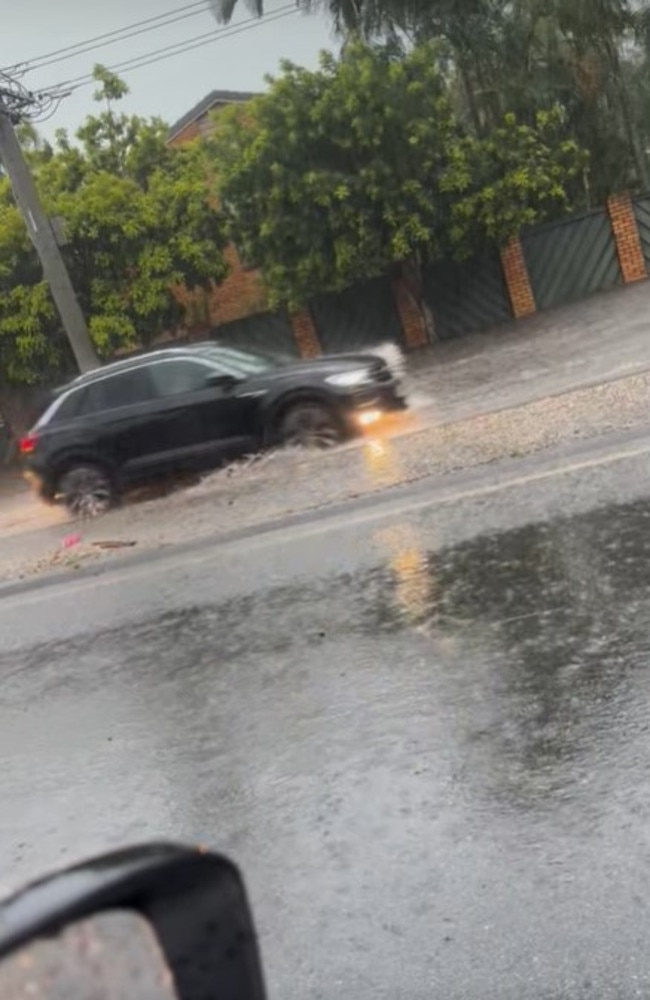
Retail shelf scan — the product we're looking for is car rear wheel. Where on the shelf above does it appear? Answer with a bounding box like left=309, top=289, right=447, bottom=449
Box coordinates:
left=59, top=465, right=115, bottom=519
left=278, top=402, right=344, bottom=449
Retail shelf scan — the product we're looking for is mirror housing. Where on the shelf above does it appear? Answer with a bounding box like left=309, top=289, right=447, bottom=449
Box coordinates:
left=0, top=843, right=266, bottom=1000
left=206, top=373, right=239, bottom=391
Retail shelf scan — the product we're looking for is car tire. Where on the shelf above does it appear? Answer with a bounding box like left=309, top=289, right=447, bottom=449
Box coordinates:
left=59, top=464, right=116, bottom=519
left=277, top=401, right=345, bottom=449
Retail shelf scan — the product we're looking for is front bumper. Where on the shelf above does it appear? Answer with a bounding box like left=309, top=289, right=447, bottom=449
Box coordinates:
left=353, top=381, right=407, bottom=409
left=341, top=382, right=408, bottom=432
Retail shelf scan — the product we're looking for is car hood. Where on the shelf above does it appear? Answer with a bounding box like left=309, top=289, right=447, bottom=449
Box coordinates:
left=271, top=353, right=384, bottom=378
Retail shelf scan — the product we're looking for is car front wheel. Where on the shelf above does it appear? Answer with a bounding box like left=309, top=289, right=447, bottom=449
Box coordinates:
left=59, top=465, right=116, bottom=519
left=278, top=401, right=344, bottom=449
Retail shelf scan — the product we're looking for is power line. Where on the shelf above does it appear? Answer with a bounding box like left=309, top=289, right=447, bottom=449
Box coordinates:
left=30, top=95, right=69, bottom=124
left=6, top=0, right=299, bottom=77
left=4, top=0, right=211, bottom=74
left=0, top=4, right=295, bottom=377
left=0, top=71, right=55, bottom=123
left=0, top=2, right=299, bottom=126
left=8, top=0, right=235, bottom=73
left=48, top=7, right=299, bottom=94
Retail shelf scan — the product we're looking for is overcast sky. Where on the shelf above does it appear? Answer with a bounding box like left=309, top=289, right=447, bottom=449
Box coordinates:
left=0, top=0, right=336, bottom=137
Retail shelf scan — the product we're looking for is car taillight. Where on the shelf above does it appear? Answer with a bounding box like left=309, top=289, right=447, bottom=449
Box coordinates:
left=19, top=433, right=39, bottom=455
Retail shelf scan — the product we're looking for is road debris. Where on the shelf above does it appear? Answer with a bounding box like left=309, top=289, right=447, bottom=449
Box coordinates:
left=61, top=533, right=82, bottom=549
left=91, top=540, right=137, bottom=550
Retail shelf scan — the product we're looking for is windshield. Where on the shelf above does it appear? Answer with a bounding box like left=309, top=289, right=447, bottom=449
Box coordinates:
left=201, top=345, right=283, bottom=376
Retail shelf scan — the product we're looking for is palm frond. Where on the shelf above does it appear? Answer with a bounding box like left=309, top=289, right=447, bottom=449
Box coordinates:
left=207, top=0, right=265, bottom=24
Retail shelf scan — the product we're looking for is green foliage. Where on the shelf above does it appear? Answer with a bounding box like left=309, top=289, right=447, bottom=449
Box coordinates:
left=210, top=0, right=650, bottom=202
left=440, top=107, right=589, bottom=249
left=210, top=41, right=585, bottom=308
left=0, top=65, right=227, bottom=386
left=92, top=64, right=129, bottom=106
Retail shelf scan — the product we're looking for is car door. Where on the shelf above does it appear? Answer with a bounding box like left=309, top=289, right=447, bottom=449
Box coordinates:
left=147, top=358, right=258, bottom=469
left=75, top=366, right=161, bottom=479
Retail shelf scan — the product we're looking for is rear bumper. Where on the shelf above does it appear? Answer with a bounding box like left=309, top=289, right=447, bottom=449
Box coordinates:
left=23, top=466, right=56, bottom=503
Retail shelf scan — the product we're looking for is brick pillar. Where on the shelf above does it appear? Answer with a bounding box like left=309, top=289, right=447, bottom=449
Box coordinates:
left=501, top=236, right=536, bottom=319
left=607, top=192, right=647, bottom=284
left=392, top=278, right=429, bottom=349
left=291, top=309, right=321, bottom=358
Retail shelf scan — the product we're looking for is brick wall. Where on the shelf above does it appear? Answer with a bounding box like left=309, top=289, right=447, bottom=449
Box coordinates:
left=206, top=246, right=268, bottom=325
left=291, top=309, right=321, bottom=357
left=501, top=237, right=536, bottom=318
left=167, top=121, right=202, bottom=147
left=168, top=109, right=280, bottom=339
left=607, top=193, right=647, bottom=284
left=392, top=277, right=429, bottom=348
left=170, top=102, right=650, bottom=350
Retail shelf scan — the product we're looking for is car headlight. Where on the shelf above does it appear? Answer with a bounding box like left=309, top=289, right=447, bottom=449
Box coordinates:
left=325, top=369, right=373, bottom=388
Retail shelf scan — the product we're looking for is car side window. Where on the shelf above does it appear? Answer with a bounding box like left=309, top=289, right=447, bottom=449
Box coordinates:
left=41, top=388, right=84, bottom=425
left=80, top=368, right=154, bottom=415
left=55, top=391, right=82, bottom=421
left=149, top=360, right=213, bottom=398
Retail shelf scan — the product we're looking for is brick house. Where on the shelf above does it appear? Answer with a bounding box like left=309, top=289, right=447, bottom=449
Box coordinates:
left=168, top=90, right=268, bottom=327
left=166, top=91, right=435, bottom=355
left=167, top=90, right=323, bottom=355
left=166, top=91, right=650, bottom=355
left=167, top=90, right=259, bottom=146
left=168, top=91, right=433, bottom=354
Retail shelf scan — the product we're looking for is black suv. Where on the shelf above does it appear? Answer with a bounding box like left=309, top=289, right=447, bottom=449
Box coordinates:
left=21, top=343, right=406, bottom=516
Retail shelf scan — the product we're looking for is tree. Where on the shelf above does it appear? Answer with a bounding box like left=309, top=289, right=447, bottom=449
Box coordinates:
left=0, top=66, right=227, bottom=394
left=210, top=42, right=585, bottom=335
left=209, top=0, right=650, bottom=201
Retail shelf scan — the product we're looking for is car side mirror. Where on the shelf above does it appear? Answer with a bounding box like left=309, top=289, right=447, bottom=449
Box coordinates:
left=206, top=373, right=239, bottom=391
left=0, top=843, right=266, bottom=1000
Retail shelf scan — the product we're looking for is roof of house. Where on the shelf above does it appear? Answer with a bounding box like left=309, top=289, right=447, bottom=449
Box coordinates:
left=167, top=89, right=259, bottom=142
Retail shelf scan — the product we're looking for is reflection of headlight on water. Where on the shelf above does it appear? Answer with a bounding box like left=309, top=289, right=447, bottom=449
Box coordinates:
left=362, top=435, right=403, bottom=487
left=374, top=523, right=435, bottom=626
left=365, top=438, right=386, bottom=457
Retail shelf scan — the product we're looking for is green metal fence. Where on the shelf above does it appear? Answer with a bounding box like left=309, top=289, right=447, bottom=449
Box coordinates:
left=633, top=194, right=650, bottom=267
left=522, top=208, right=621, bottom=311
left=310, top=276, right=405, bottom=353
left=422, top=251, right=512, bottom=341
left=212, top=198, right=634, bottom=357
left=211, top=310, right=299, bottom=357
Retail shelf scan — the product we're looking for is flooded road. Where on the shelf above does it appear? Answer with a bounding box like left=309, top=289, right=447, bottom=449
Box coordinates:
left=3, top=468, right=650, bottom=998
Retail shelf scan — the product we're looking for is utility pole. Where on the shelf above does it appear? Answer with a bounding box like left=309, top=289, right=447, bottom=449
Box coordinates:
left=0, top=96, right=99, bottom=373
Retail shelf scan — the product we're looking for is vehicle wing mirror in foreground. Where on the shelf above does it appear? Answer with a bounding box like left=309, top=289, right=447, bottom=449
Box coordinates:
left=0, top=842, right=266, bottom=1000
left=206, top=373, right=239, bottom=391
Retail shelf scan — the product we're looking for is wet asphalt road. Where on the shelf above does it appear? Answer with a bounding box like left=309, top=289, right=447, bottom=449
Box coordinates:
left=4, top=444, right=650, bottom=998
